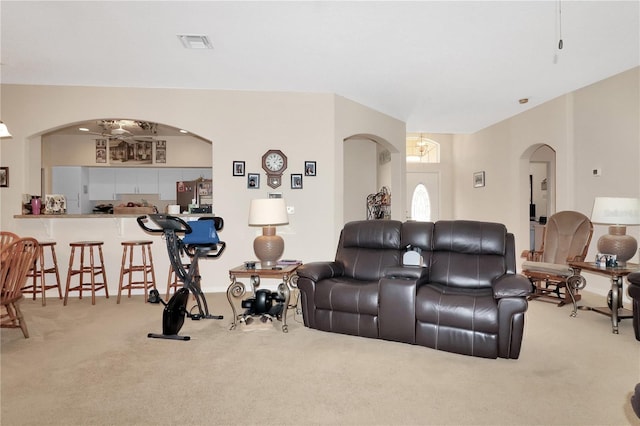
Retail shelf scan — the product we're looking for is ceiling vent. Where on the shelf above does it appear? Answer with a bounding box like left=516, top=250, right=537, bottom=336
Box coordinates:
left=178, top=34, right=213, bottom=49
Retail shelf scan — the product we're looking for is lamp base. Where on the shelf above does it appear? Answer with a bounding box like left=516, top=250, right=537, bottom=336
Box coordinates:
left=253, top=226, right=284, bottom=268
left=597, top=225, right=638, bottom=267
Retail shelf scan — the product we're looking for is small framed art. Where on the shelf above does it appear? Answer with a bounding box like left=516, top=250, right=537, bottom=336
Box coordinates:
left=247, top=173, right=260, bottom=189
left=95, top=139, right=107, bottom=163
left=155, top=140, right=167, bottom=164
left=473, top=171, right=485, bottom=188
left=0, top=167, right=8, bottom=187
left=233, top=161, right=245, bottom=176
left=305, top=161, right=316, bottom=176
left=291, top=174, right=303, bottom=189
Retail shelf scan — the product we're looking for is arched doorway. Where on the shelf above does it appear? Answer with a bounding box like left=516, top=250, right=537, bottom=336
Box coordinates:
left=523, top=144, right=556, bottom=251
left=343, top=134, right=396, bottom=223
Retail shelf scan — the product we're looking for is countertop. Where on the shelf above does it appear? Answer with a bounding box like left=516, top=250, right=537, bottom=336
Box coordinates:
left=14, top=213, right=214, bottom=219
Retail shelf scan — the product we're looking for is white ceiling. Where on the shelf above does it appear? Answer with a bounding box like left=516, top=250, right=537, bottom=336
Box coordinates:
left=1, top=1, right=638, bottom=134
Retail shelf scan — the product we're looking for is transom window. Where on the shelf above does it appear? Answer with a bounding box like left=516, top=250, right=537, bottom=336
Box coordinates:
left=406, top=134, right=439, bottom=163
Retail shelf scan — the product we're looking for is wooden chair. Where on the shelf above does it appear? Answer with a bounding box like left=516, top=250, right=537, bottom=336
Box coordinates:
left=1, top=231, right=19, bottom=248
left=1, top=237, right=39, bottom=338
left=0, top=231, right=19, bottom=263
left=521, top=211, right=593, bottom=316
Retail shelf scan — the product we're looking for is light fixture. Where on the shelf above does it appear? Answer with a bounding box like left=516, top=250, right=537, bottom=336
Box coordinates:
left=0, top=121, right=12, bottom=138
left=178, top=34, right=213, bottom=49
left=591, top=197, right=640, bottom=267
left=407, top=134, right=429, bottom=163
left=248, top=198, right=289, bottom=267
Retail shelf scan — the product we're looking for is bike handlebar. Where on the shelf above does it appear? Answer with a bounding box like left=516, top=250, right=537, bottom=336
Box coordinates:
left=137, top=214, right=193, bottom=234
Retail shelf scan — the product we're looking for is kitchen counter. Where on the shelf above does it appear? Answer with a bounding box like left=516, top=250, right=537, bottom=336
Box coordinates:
left=14, top=213, right=214, bottom=219
left=14, top=213, right=215, bottom=237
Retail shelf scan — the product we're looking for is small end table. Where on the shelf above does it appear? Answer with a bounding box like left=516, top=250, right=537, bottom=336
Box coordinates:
left=227, top=263, right=300, bottom=333
left=568, top=261, right=638, bottom=334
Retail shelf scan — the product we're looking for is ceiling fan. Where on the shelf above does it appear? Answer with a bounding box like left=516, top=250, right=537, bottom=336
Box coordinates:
left=85, top=120, right=156, bottom=142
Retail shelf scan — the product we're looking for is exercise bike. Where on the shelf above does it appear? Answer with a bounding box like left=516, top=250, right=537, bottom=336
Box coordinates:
left=137, top=214, right=225, bottom=341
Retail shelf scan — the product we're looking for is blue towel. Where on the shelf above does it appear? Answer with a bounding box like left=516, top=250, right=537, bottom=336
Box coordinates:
left=182, top=220, right=219, bottom=245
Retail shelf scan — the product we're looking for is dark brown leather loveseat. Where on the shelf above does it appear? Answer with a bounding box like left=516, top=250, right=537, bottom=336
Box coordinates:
left=296, top=219, right=532, bottom=359
left=627, top=272, right=640, bottom=341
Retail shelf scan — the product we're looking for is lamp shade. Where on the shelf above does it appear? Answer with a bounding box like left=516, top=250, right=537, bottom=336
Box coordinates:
left=0, top=121, right=12, bottom=138
left=591, top=197, right=640, bottom=267
left=248, top=198, right=289, bottom=226
left=591, top=197, right=640, bottom=225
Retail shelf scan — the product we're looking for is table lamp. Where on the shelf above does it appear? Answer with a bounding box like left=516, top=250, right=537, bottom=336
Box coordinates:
left=591, top=197, right=640, bottom=267
left=0, top=121, right=12, bottom=138
left=248, top=198, right=289, bottom=267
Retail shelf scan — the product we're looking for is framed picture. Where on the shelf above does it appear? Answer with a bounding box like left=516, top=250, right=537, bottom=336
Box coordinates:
left=0, top=167, right=8, bottom=187
left=291, top=173, right=303, bottom=189
left=247, top=173, right=260, bottom=189
left=95, top=139, right=107, bottom=163
left=233, top=161, right=245, bottom=176
left=44, top=194, right=66, bottom=214
left=304, top=161, right=316, bottom=176
left=473, top=171, right=485, bottom=188
left=155, top=140, right=167, bottom=164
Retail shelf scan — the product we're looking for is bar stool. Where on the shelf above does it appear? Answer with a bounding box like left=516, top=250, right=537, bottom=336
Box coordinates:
left=64, top=241, right=109, bottom=305
left=118, top=240, right=157, bottom=303
left=24, top=241, right=63, bottom=306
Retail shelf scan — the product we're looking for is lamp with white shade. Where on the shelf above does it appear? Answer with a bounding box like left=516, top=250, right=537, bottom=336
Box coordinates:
left=0, top=121, right=12, bottom=138
left=591, top=197, right=640, bottom=267
left=248, top=198, right=289, bottom=267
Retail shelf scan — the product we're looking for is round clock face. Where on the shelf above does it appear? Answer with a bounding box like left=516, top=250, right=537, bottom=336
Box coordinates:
left=265, top=152, right=285, bottom=172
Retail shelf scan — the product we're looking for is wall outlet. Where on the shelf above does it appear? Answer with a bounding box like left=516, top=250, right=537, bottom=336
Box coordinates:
left=287, top=206, right=295, bottom=214
left=592, top=168, right=602, bottom=177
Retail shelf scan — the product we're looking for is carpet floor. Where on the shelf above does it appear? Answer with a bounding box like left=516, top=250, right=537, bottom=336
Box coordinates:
left=1, top=290, right=639, bottom=425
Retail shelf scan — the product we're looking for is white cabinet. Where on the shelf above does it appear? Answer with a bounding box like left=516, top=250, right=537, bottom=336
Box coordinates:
left=86, top=167, right=211, bottom=201
left=88, top=168, right=116, bottom=201
left=114, top=168, right=159, bottom=195
left=158, top=168, right=184, bottom=200
left=52, top=166, right=92, bottom=214
left=136, top=169, right=160, bottom=194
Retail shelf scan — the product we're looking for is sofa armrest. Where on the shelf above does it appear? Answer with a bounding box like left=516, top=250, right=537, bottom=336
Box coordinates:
left=296, top=261, right=344, bottom=282
left=383, top=266, right=427, bottom=280
left=492, top=274, right=532, bottom=298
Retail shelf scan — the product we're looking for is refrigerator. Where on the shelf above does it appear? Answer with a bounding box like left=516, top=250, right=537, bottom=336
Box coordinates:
left=176, top=179, right=213, bottom=212
left=52, top=166, right=92, bottom=214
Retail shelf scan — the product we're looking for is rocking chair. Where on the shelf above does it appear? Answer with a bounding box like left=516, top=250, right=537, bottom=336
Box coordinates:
left=521, top=211, right=593, bottom=316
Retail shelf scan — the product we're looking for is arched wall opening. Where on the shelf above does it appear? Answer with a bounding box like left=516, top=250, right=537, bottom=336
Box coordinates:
left=31, top=118, right=212, bottom=214
left=343, top=133, right=396, bottom=223
left=520, top=143, right=556, bottom=252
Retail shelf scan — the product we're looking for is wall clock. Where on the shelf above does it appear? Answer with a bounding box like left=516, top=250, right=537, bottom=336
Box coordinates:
left=262, top=149, right=287, bottom=188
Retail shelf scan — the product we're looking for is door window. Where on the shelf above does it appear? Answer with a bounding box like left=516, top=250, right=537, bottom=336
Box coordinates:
left=411, top=183, right=431, bottom=221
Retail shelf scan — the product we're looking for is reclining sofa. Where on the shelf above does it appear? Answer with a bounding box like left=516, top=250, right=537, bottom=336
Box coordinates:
left=627, top=272, right=640, bottom=341
left=296, top=220, right=532, bottom=359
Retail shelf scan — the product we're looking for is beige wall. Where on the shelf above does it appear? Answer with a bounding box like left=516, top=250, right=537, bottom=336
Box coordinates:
left=451, top=66, right=640, bottom=297
left=0, top=85, right=405, bottom=293
left=1, top=68, right=636, bottom=298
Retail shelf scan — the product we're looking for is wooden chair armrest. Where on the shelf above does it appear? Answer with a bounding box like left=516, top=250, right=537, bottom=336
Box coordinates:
left=521, top=250, right=543, bottom=261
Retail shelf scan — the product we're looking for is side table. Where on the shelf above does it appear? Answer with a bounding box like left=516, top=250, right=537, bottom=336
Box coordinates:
left=568, top=261, right=638, bottom=334
left=227, top=263, right=300, bottom=333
